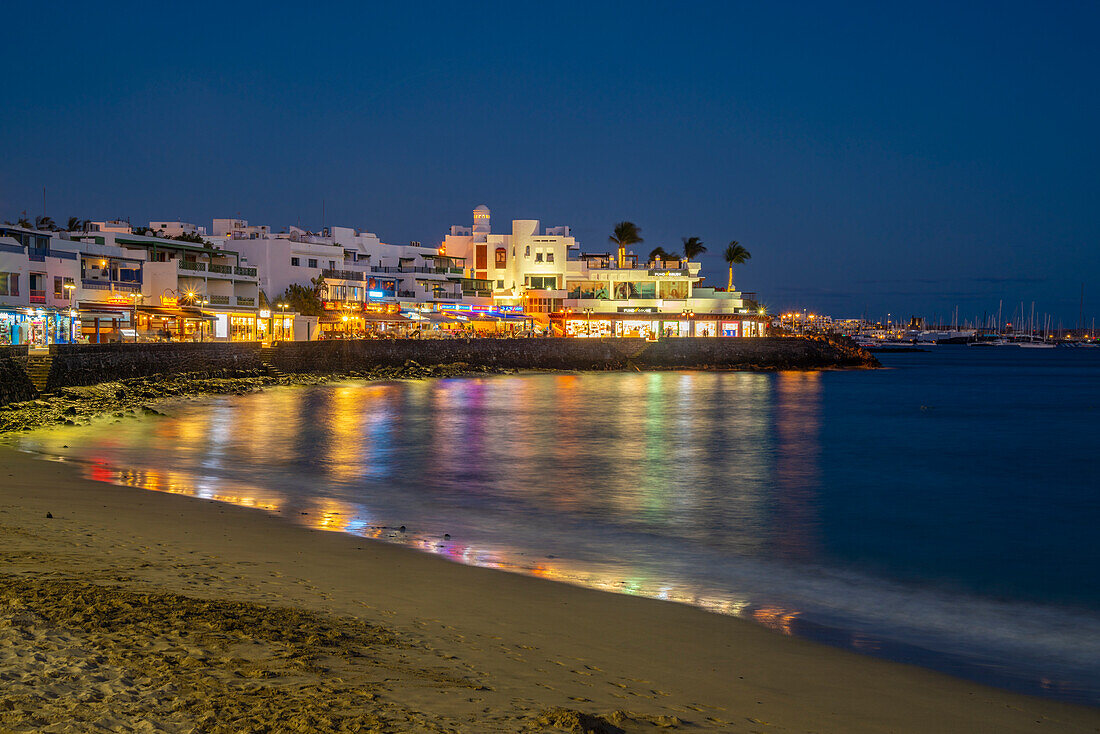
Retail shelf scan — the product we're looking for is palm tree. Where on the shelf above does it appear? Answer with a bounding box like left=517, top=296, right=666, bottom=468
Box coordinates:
left=723, top=241, right=751, bottom=290
left=67, top=216, right=85, bottom=232
left=35, top=215, right=56, bottom=231
left=648, top=246, right=669, bottom=263
left=682, top=236, right=706, bottom=260
left=17, top=216, right=32, bottom=228
left=609, top=221, right=643, bottom=269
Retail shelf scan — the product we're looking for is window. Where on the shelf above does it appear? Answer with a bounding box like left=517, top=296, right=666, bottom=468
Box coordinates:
left=329, top=260, right=336, bottom=269
left=496, top=279, right=504, bottom=289
left=527, top=275, right=557, bottom=290
left=524, top=245, right=531, bottom=258
left=308, top=259, right=318, bottom=268
left=535, top=250, right=543, bottom=263
left=494, top=247, right=506, bottom=267
left=0, top=272, right=17, bottom=296
left=546, top=252, right=555, bottom=263
left=291, top=257, right=300, bottom=267
left=54, top=276, right=64, bottom=298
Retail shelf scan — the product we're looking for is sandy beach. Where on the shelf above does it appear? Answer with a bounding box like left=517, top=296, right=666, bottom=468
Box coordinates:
left=1, top=447, right=1098, bottom=733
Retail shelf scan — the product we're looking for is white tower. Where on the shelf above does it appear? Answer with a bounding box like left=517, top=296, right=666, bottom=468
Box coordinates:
left=472, top=204, right=490, bottom=243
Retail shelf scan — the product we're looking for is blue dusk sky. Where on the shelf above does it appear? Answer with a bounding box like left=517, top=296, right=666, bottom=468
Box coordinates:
left=2, top=1, right=1098, bottom=325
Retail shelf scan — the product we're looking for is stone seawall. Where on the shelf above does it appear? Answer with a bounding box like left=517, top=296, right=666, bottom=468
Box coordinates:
left=0, top=347, right=36, bottom=406
left=268, top=337, right=875, bottom=374
left=43, top=342, right=265, bottom=392
left=0, top=337, right=875, bottom=407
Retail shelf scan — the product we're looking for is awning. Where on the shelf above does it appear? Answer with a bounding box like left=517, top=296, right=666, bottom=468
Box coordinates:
left=321, top=312, right=411, bottom=324
left=137, top=306, right=216, bottom=321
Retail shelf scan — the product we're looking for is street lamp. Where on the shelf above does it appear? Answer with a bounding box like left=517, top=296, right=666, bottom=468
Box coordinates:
left=129, top=292, right=143, bottom=342
left=679, top=309, right=695, bottom=338
left=277, top=302, right=288, bottom=341
left=199, top=299, right=209, bottom=341
left=583, top=307, right=594, bottom=336
left=63, top=282, right=76, bottom=342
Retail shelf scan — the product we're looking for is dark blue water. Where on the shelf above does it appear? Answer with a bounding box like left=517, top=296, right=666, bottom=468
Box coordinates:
left=12, top=346, right=1100, bottom=704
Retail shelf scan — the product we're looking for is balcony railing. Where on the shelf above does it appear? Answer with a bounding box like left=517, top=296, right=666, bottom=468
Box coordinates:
left=178, top=260, right=206, bottom=272
left=208, top=294, right=230, bottom=305
left=371, top=266, right=447, bottom=275
left=208, top=263, right=233, bottom=274
left=397, top=290, right=417, bottom=298
left=234, top=266, right=257, bottom=277
left=29, top=290, right=46, bottom=304
left=236, top=296, right=255, bottom=306
left=81, top=279, right=142, bottom=291
left=321, top=268, right=365, bottom=281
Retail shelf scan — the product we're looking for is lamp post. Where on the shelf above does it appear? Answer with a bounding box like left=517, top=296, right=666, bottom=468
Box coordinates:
left=129, top=292, right=143, bottom=342
left=200, top=299, right=209, bottom=341
left=63, top=282, right=76, bottom=342
left=277, top=302, right=288, bottom=341
left=583, top=307, right=593, bottom=336
left=680, top=309, right=695, bottom=337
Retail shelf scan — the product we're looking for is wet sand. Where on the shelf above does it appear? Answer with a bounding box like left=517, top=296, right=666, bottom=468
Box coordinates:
left=1, top=447, right=1097, bottom=733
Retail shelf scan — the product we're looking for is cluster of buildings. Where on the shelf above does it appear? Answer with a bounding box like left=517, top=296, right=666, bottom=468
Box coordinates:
left=0, top=206, right=765, bottom=347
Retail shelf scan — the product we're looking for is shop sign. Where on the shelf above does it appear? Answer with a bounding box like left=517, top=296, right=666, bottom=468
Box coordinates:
left=617, top=306, right=657, bottom=313
left=648, top=269, right=687, bottom=276
left=367, top=290, right=385, bottom=298
left=160, top=296, right=178, bottom=307
left=497, top=305, right=525, bottom=313
left=259, top=309, right=271, bottom=318
left=322, top=301, right=338, bottom=310
left=108, top=294, right=131, bottom=305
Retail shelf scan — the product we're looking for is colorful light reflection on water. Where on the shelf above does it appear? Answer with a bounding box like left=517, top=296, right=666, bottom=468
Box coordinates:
left=11, top=355, right=1100, bottom=704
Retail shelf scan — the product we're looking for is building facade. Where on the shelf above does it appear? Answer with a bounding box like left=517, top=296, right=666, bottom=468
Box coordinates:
left=443, top=206, right=765, bottom=337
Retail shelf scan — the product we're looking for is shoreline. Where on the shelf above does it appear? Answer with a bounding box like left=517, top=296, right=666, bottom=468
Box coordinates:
left=2, top=444, right=1098, bottom=731
left=0, top=354, right=876, bottom=435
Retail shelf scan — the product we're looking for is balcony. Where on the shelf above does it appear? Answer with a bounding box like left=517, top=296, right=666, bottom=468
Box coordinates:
left=81, top=279, right=142, bottom=292
left=371, top=266, right=446, bottom=275
left=234, top=266, right=257, bottom=277
left=29, top=290, right=46, bottom=304
left=208, top=263, right=233, bottom=275
left=236, top=296, right=255, bottom=306
left=178, top=260, right=206, bottom=272
left=208, top=294, right=230, bottom=305
left=397, top=290, right=417, bottom=298
left=321, top=268, right=365, bottom=281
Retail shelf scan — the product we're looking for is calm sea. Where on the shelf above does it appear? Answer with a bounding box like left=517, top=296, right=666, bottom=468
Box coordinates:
left=12, top=346, right=1100, bottom=703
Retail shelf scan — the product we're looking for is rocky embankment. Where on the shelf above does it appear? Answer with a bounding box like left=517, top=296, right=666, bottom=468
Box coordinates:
left=0, top=362, right=516, bottom=435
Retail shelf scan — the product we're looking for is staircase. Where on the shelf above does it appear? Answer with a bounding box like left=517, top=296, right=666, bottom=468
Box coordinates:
left=25, top=355, right=53, bottom=393
left=260, top=359, right=287, bottom=381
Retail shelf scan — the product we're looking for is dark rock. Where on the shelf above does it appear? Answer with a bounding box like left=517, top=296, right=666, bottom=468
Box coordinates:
left=45, top=512, right=52, bottom=519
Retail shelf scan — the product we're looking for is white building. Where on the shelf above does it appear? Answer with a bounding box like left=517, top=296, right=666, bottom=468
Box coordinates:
left=87, top=220, right=133, bottom=234
left=148, top=221, right=206, bottom=237
left=443, top=205, right=574, bottom=315
left=57, top=229, right=260, bottom=342
left=211, top=218, right=270, bottom=238
left=444, top=205, right=765, bottom=337
left=219, top=220, right=470, bottom=338
left=0, top=226, right=81, bottom=347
